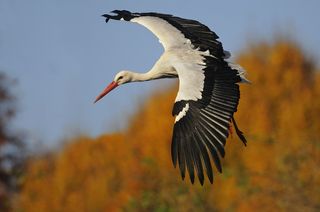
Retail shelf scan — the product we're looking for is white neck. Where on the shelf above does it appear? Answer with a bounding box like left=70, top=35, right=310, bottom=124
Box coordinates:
left=130, top=71, right=153, bottom=82
left=128, top=69, right=177, bottom=83
left=131, top=71, right=170, bottom=82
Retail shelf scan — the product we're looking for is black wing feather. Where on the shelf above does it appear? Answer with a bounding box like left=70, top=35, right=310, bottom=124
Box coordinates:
left=177, top=126, right=186, bottom=180
left=194, top=134, right=214, bottom=183
left=197, top=119, right=225, bottom=157
left=191, top=139, right=204, bottom=185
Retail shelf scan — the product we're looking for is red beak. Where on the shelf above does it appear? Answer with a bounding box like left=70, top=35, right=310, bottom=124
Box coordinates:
left=94, top=81, right=118, bottom=103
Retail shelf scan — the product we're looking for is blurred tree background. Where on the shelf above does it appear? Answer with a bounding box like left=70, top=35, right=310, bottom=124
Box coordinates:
left=0, top=74, right=24, bottom=211
left=3, top=40, right=320, bottom=211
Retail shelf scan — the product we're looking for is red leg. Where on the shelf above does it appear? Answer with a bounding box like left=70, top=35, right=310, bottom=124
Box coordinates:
left=228, top=121, right=233, bottom=138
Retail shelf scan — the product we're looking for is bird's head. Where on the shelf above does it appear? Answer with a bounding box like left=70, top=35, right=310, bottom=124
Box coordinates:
left=113, top=70, right=133, bottom=85
left=94, top=70, right=133, bottom=103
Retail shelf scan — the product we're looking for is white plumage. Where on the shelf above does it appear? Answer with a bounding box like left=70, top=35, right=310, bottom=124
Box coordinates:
left=175, top=103, right=189, bottom=122
left=132, top=16, right=187, bottom=50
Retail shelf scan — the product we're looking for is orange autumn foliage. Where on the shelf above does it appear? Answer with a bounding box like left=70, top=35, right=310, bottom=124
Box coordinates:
left=17, top=40, right=320, bottom=211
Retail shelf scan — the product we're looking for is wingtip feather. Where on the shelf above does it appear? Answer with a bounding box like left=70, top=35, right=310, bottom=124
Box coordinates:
left=101, top=10, right=135, bottom=23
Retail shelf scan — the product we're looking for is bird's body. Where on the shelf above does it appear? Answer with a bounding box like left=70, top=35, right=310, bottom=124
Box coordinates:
left=95, top=10, right=249, bottom=185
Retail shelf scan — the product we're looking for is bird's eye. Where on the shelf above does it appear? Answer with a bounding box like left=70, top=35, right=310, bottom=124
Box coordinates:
left=118, top=76, right=123, bottom=80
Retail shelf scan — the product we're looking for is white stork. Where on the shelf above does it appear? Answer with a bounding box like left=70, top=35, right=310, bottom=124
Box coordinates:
left=94, top=10, right=249, bottom=185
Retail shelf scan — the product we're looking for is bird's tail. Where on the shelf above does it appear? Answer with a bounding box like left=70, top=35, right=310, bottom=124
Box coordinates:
left=228, top=62, right=251, bottom=84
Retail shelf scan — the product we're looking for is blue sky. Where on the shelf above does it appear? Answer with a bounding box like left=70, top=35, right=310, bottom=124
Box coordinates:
left=0, top=0, right=319, bottom=149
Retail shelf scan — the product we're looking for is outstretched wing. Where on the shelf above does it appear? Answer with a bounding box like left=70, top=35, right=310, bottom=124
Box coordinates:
left=102, top=10, right=227, bottom=58
left=171, top=53, right=245, bottom=185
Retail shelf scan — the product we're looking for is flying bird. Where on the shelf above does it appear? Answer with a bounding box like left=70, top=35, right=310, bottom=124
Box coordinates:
left=95, top=10, right=249, bottom=185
